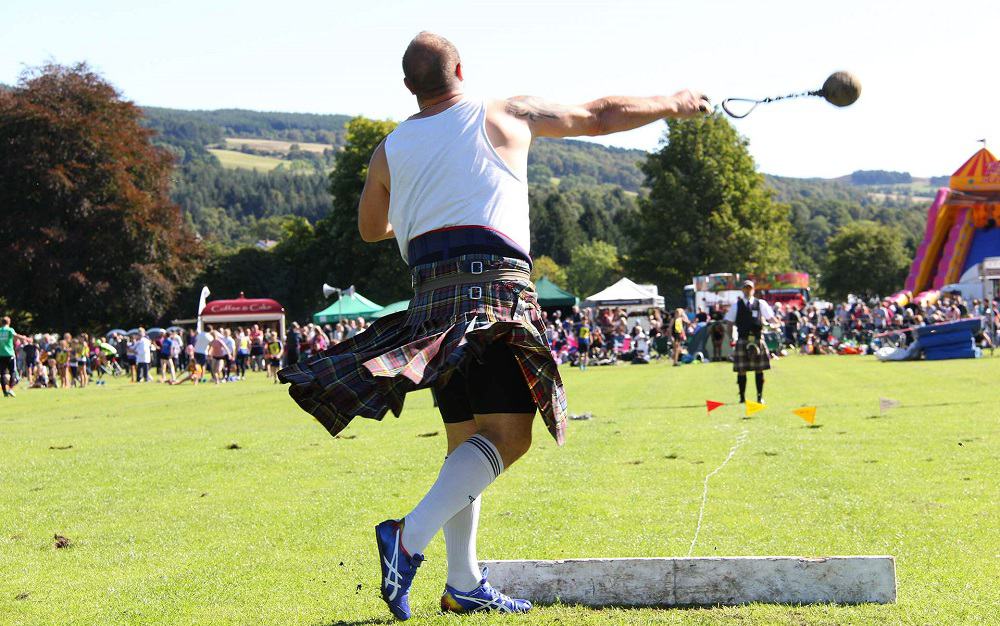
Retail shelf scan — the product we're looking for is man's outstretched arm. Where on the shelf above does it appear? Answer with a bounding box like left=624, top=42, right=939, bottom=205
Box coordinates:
left=504, top=90, right=708, bottom=138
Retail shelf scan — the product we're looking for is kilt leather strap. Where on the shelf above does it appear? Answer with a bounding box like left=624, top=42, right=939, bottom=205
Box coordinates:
left=414, top=269, right=533, bottom=295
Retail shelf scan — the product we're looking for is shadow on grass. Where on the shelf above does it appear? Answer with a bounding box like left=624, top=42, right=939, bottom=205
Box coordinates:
left=315, top=617, right=399, bottom=626
left=315, top=601, right=897, bottom=621
left=314, top=604, right=786, bottom=624
left=621, top=404, right=709, bottom=410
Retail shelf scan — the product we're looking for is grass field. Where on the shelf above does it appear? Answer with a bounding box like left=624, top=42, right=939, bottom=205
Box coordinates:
left=3, top=355, right=998, bottom=625
left=207, top=148, right=287, bottom=172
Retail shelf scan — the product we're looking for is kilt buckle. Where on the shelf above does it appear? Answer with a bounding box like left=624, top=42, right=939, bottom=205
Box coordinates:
left=469, top=286, right=483, bottom=300
left=469, top=261, right=484, bottom=274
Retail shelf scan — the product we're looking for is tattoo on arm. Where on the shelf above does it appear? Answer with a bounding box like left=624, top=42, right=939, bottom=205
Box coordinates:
left=505, top=97, right=560, bottom=121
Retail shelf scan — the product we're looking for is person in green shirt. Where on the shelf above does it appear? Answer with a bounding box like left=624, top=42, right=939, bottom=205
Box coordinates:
left=0, top=316, right=30, bottom=398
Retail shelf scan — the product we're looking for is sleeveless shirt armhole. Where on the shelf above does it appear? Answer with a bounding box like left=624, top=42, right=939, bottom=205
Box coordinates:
left=477, top=101, right=525, bottom=184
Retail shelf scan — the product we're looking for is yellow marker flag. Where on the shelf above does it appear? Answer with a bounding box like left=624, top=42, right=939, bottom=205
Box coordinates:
left=745, top=401, right=766, bottom=417
left=792, top=406, right=817, bottom=424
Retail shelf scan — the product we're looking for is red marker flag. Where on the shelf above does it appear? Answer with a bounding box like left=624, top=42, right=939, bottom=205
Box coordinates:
left=706, top=400, right=725, bottom=413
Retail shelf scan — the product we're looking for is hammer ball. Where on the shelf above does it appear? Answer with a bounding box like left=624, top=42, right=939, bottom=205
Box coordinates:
left=821, top=71, right=861, bottom=107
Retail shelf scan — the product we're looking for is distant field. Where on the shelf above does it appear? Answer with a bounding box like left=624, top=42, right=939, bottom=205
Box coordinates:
left=860, top=180, right=939, bottom=203
left=867, top=191, right=935, bottom=203
left=207, top=149, right=286, bottom=172
left=906, top=178, right=940, bottom=196
left=223, top=137, right=331, bottom=154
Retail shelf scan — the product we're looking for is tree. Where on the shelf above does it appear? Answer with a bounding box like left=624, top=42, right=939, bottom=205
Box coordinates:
left=531, top=256, right=568, bottom=289
left=567, top=240, right=622, bottom=297
left=316, top=117, right=409, bottom=304
left=0, top=64, right=202, bottom=331
left=179, top=247, right=294, bottom=312
left=627, top=113, right=791, bottom=297
left=529, top=187, right=584, bottom=264
left=577, top=188, right=628, bottom=251
left=822, top=221, right=910, bottom=301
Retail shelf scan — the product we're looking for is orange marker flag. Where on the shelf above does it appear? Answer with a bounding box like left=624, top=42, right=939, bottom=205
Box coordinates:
left=792, top=406, right=817, bottom=424
left=745, top=401, right=766, bottom=417
left=706, top=400, right=725, bottom=414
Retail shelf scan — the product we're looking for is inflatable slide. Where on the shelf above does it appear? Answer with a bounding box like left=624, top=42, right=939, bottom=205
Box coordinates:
left=905, top=148, right=1000, bottom=295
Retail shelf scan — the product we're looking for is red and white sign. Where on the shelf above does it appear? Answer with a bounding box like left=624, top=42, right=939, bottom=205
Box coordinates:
left=200, top=292, right=286, bottom=337
left=202, top=298, right=284, bottom=316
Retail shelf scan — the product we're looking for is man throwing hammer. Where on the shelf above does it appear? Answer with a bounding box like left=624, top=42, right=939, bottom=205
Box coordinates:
left=724, top=279, right=779, bottom=404
left=278, top=31, right=707, bottom=620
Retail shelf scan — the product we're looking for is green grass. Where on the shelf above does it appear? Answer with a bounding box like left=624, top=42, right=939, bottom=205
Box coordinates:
left=2, top=355, right=998, bottom=625
left=207, top=148, right=287, bottom=172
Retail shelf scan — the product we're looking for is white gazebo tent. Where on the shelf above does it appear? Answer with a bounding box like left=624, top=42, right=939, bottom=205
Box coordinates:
left=583, top=277, right=665, bottom=312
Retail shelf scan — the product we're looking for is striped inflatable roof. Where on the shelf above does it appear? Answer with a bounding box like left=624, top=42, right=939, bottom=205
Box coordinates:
left=950, top=148, right=1000, bottom=191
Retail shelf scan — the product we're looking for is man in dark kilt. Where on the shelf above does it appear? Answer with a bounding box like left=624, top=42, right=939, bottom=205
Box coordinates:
left=278, top=31, right=708, bottom=620
left=724, top=279, right=779, bottom=404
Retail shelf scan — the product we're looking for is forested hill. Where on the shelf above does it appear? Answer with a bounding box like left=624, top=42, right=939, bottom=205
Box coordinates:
left=142, top=105, right=936, bottom=286
left=143, top=107, right=351, bottom=147
left=765, top=173, right=931, bottom=275
left=529, top=139, right=645, bottom=190
left=142, top=106, right=647, bottom=189
left=140, top=106, right=650, bottom=248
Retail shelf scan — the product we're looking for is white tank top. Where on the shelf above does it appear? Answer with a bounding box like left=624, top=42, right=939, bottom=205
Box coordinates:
left=384, top=97, right=529, bottom=262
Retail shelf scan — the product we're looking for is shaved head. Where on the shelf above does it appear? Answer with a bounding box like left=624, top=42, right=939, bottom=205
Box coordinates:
left=402, top=31, right=461, bottom=99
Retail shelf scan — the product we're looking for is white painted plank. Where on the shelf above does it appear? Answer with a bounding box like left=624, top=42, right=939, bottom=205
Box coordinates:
left=480, top=556, right=896, bottom=606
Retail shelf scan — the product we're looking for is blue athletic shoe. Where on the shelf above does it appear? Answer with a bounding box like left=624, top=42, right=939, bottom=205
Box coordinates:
left=375, top=519, right=424, bottom=620
left=440, top=567, right=532, bottom=614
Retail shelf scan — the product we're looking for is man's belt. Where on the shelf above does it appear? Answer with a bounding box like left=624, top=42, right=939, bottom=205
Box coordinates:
left=413, top=268, right=533, bottom=297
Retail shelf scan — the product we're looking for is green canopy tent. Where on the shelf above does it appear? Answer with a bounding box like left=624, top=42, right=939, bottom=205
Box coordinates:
left=371, top=299, right=410, bottom=319
left=535, top=276, right=578, bottom=308
left=312, top=292, right=383, bottom=324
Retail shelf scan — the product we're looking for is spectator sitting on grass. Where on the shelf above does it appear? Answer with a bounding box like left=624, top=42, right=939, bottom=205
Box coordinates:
left=168, top=345, right=201, bottom=385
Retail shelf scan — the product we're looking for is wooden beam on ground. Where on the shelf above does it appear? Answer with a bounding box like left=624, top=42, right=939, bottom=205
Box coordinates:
left=480, top=556, right=896, bottom=607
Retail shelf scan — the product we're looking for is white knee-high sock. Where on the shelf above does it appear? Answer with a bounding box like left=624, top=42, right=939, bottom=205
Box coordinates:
left=401, top=434, right=503, bottom=556
left=444, top=496, right=482, bottom=591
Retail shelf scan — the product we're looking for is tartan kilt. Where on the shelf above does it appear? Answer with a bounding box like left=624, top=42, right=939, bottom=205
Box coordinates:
left=278, top=255, right=568, bottom=445
left=732, top=338, right=771, bottom=372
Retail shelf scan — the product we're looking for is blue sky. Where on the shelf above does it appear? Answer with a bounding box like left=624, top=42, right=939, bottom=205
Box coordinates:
left=3, top=0, right=998, bottom=178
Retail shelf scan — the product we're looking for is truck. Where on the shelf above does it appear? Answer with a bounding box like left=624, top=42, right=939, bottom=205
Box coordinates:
left=685, top=272, right=811, bottom=313
left=750, top=272, right=811, bottom=310
left=684, top=273, right=742, bottom=314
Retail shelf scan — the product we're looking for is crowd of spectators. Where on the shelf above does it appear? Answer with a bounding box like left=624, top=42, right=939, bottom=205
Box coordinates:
left=542, top=305, right=663, bottom=368
left=3, top=316, right=377, bottom=392
left=3, top=293, right=998, bottom=393
left=774, top=294, right=998, bottom=355
left=538, top=293, right=1000, bottom=368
